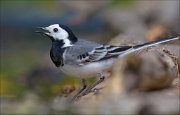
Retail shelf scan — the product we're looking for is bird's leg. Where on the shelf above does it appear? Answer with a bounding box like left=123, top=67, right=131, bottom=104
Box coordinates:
left=77, top=73, right=105, bottom=98
left=70, top=79, right=87, bottom=102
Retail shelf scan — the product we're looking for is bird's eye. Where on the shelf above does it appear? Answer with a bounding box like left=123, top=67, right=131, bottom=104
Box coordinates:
left=53, top=28, right=58, bottom=32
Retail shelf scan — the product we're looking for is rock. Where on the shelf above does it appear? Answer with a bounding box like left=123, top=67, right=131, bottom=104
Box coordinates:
left=117, top=48, right=178, bottom=91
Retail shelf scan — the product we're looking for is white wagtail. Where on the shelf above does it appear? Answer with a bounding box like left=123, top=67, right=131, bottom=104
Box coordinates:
left=36, top=24, right=179, bottom=100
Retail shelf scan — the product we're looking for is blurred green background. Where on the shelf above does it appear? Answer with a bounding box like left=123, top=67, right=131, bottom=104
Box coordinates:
left=0, top=0, right=179, bottom=114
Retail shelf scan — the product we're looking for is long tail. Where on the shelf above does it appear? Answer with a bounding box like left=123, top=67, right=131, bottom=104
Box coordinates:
left=119, top=37, right=179, bottom=57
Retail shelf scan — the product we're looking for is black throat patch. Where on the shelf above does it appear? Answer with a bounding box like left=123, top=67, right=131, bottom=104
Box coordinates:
left=50, top=40, right=66, bottom=67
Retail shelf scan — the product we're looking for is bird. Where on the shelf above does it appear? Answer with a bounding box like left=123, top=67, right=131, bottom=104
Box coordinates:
left=36, top=24, right=179, bottom=101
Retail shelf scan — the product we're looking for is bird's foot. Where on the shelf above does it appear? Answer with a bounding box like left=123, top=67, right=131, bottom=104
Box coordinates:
left=69, top=79, right=87, bottom=102
left=76, top=77, right=105, bottom=100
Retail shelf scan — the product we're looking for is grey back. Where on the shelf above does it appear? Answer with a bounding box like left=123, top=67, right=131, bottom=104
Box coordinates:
left=64, top=38, right=100, bottom=65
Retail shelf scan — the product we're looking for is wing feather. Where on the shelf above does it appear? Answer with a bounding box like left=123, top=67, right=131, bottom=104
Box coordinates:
left=77, top=45, right=132, bottom=65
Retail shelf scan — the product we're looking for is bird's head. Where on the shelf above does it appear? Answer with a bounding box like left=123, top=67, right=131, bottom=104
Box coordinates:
left=36, top=24, right=78, bottom=48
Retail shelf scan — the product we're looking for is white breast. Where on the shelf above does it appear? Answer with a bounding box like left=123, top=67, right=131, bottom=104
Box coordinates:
left=60, top=59, right=115, bottom=78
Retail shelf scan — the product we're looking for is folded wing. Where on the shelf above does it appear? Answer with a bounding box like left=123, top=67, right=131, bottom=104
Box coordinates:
left=77, top=45, right=132, bottom=65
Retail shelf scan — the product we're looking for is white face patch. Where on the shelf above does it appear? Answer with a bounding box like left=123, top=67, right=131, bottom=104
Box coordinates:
left=45, top=24, right=73, bottom=47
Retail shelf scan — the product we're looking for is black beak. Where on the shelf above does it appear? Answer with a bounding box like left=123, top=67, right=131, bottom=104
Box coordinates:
left=35, top=27, right=51, bottom=37
left=35, top=27, right=47, bottom=34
